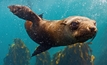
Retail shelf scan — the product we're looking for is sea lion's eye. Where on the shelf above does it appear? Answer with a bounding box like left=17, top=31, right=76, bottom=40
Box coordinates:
left=70, top=21, right=79, bottom=30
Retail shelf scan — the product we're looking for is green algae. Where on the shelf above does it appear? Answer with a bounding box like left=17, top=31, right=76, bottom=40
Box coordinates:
left=4, top=38, right=31, bottom=65
left=35, top=43, right=95, bottom=65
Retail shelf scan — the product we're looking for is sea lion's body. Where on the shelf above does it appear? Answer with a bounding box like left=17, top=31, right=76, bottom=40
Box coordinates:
left=8, top=5, right=97, bottom=56
left=25, top=20, right=75, bottom=47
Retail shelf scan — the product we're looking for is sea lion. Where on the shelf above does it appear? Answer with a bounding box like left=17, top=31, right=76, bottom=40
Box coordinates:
left=8, top=5, right=97, bottom=57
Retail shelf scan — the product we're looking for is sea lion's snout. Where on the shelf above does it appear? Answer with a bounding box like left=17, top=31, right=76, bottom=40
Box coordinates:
left=89, top=27, right=96, bottom=32
left=86, top=20, right=97, bottom=33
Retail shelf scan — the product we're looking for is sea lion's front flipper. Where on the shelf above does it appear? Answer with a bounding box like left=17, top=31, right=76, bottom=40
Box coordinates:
left=32, top=45, right=51, bottom=57
left=8, top=5, right=41, bottom=23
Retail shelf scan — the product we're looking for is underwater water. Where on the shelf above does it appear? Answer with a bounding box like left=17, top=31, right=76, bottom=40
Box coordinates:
left=0, top=0, right=107, bottom=65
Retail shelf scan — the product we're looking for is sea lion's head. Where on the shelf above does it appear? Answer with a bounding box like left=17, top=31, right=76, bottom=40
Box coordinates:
left=63, top=16, right=97, bottom=42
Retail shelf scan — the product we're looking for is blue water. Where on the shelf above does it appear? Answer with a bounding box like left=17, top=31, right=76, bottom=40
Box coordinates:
left=0, top=0, right=107, bottom=65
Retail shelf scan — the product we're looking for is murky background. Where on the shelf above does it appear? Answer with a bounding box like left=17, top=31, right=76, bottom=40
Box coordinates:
left=0, top=0, right=107, bottom=65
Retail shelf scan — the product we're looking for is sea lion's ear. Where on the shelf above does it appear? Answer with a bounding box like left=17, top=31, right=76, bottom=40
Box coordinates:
left=32, top=45, right=51, bottom=57
left=8, top=5, right=42, bottom=23
left=60, top=23, right=66, bottom=26
left=60, top=20, right=67, bottom=26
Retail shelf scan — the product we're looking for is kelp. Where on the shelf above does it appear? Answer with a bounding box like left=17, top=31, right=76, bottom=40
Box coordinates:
left=4, top=39, right=95, bottom=65
left=35, top=51, right=51, bottom=65
left=3, top=38, right=31, bottom=65
left=51, top=43, right=95, bottom=65
left=36, top=43, right=95, bottom=65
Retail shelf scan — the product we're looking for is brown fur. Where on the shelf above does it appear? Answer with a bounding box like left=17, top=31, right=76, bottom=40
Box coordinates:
left=8, top=5, right=97, bottom=56
left=25, top=16, right=97, bottom=46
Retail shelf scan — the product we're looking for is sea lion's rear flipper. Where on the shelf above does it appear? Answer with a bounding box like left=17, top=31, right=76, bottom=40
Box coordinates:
left=32, top=45, right=51, bottom=57
left=8, top=5, right=41, bottom=23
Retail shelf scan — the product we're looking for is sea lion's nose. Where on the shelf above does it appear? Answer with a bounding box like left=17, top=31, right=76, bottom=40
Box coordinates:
left=89, top=27, right=96, bottom=32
